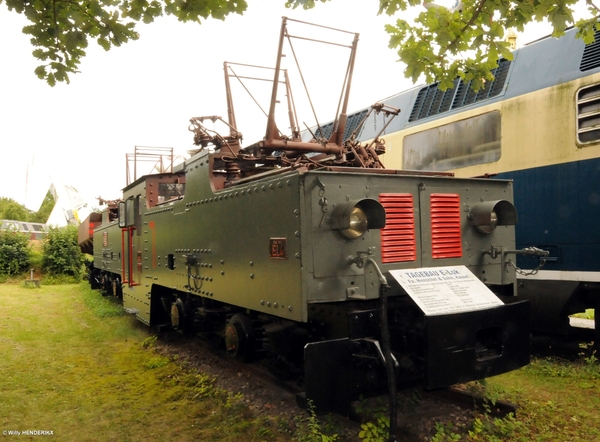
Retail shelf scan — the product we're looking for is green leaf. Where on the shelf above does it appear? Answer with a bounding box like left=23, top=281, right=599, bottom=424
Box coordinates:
left=34, top=65, right=47, bottom=79
left=46, top=72, right=56, bottom=87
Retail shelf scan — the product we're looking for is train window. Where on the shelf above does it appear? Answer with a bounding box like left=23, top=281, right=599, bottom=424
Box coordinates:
left=157, top=182, right=185, bottom=204
left=145, top=174, right=186, bottom=208
left=576, top=83, right=600, bottom=144
left=119, top=197, right=140, bottom=228
left=118, top=201, right=126, bottom=228
left=403, top=111, right=501, bottom=171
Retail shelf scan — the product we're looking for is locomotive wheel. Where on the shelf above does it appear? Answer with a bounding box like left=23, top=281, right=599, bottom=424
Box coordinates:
left=170, top=298, right=185, bottom=330
left=111, top=277, right=123, bottom=298
left=225, top=314, right=255, bottom=362
left=101, top=275, right=111, bottom=296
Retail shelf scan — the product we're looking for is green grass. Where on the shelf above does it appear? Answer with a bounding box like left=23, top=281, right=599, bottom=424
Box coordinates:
left=431, top=352, right=600, bottom=441
left=484, top=353, right=600, bottom=441
left=571, top=309, right=595, bottom=320
left=2, top=282, right=599, bottom=441
left=0, top=283, right=289, bottom=441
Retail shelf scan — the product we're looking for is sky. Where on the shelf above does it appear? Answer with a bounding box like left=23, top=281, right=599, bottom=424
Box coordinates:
left=0, top=0, right=588, bottom=212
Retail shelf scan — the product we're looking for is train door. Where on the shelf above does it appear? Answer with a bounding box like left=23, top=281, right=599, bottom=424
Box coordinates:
left=118, top=196, right=142, bottom=287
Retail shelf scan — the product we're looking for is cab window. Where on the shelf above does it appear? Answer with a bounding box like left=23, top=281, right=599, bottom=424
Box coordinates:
left=403, top=111, right=501, bottom=171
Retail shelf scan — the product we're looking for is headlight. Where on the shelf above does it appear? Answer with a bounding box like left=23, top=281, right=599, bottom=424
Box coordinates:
left=341, top=206, right=369, bottom=239
left=468, top=200, right=517, bottom=234
left=330, top=199, right=386, bottom=239
left=477, top=210, right=498, bottom=234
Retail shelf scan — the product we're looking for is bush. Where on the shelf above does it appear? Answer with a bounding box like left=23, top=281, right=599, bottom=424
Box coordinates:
left=29, top=244, right=44, bottom=272
left=0, top=230, right=30, bottom=275
left=42, top=225, right=84, bottom=279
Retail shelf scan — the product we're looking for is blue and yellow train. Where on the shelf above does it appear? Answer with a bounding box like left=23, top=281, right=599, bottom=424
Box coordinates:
left=333, top=27, right=600, bottom=339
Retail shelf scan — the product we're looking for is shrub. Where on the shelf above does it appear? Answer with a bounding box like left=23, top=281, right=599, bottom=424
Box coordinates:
left=42, top=225, right=83, bottom=279
left=0, top=229, right=30, bottom=275
left=29, top=244, right=44, bottom=272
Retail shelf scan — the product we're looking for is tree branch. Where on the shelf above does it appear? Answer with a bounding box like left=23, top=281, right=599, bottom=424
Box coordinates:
left=444, top=0, right=487, bottom=55
left=588, top=0, right=600, bottom=15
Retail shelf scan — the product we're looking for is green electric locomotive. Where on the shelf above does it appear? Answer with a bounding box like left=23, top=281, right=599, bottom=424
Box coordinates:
left=80, top=18, right=532, bottom=414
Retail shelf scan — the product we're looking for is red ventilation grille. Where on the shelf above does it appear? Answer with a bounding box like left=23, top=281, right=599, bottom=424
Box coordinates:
left=430, top=194, right=462, bottom=259
left=379, top=194, right=416, bottom=263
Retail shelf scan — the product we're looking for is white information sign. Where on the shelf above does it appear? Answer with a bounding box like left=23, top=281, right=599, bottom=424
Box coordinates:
left=388, top=265, right=504, bottom=316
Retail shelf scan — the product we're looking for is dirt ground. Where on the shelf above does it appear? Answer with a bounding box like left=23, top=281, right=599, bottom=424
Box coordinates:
left=153, top=331, right=483, bottom=441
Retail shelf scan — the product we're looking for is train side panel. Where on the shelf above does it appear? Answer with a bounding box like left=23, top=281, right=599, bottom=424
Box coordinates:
left=113, top=155, right=305, bottom=325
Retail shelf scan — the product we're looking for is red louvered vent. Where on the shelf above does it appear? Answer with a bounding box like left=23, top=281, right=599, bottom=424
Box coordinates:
left=430, top=193, right=462, bottom=259
left=379, top=194, right=416, bottom=263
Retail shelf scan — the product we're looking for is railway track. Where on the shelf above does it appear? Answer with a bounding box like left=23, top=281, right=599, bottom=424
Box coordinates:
left=149, top=328, right=517, bottom=441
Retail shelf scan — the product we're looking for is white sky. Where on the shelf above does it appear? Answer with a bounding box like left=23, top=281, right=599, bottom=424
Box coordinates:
left=0, top=0, right=589, bottom=210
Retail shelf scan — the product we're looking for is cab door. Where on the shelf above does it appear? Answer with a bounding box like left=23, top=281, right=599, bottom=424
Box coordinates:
left=119, top=196, right=141, bottom=287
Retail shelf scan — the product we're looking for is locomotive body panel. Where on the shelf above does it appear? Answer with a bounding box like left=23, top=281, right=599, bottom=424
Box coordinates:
left=301, top=171, right=517, bottom=303
left=92, top=156, right=519, bottom=324
left=92, top=222, right=122, bottom=277
left=113, top=151, right=306, bottom=324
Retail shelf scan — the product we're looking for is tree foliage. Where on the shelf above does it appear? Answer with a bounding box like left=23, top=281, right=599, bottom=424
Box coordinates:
left=0, top=198, right=28, bottom=221
left=42, top=225, right=83, bottom=278
left=0, top=194, right=55, bottom=223
left=4, top=0, right=600, bottom=87
left=1, top=0, right=248, bottom=86
left=28, top=191, right=56, bottom=223
left=0, top=229, right=30, bottom=275
left=288, top=0, right=600, bottom=90
left=374, top=0, right=600, bottom=90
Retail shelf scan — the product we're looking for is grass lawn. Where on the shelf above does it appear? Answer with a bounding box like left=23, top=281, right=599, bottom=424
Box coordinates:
left=439, top=340, right=600, bottom=441
left=482, top=353, right=600, bottom=441
left=0, top=283, right=288, bottom=442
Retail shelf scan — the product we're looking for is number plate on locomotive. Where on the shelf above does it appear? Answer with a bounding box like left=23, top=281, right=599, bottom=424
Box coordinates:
left=269, top=238, right=287, bottom=259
